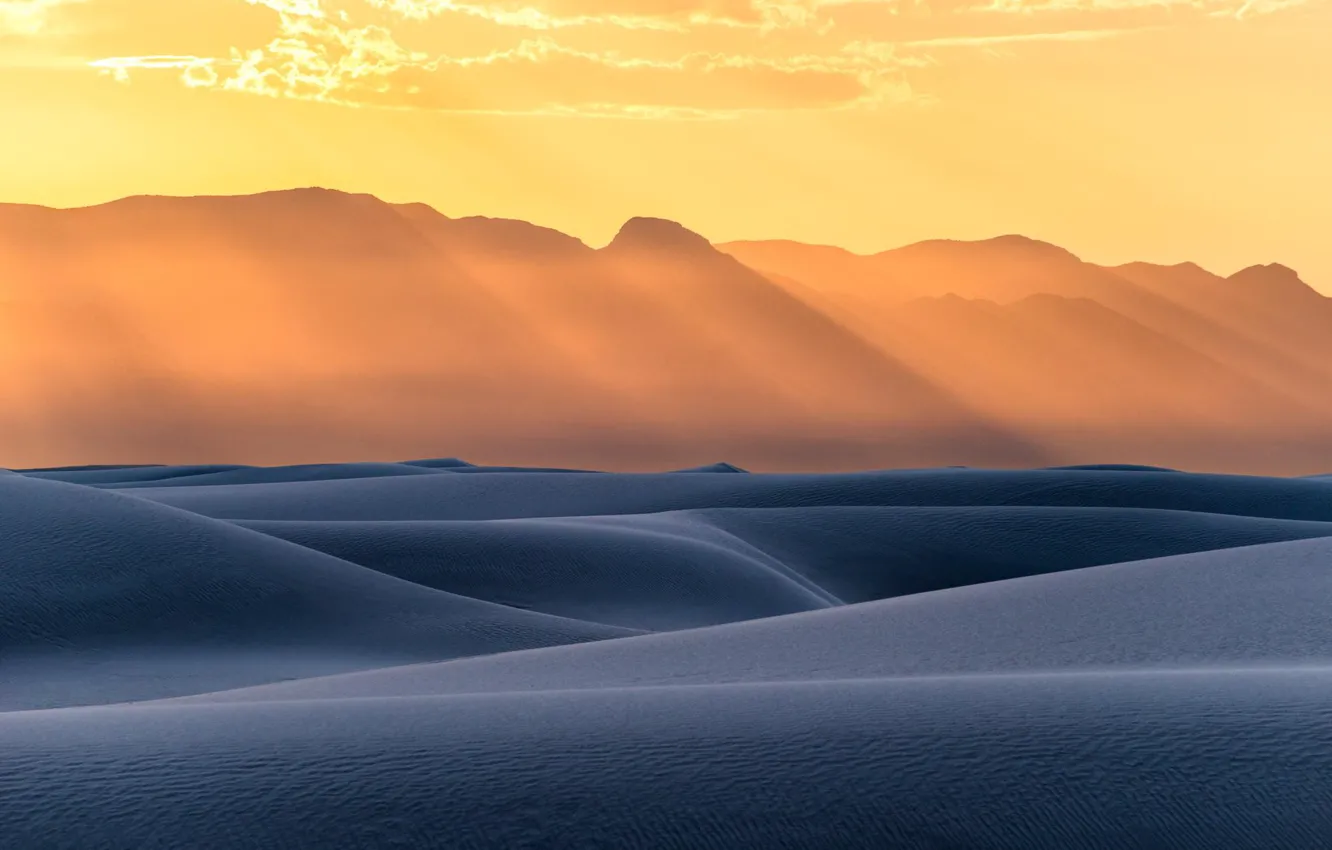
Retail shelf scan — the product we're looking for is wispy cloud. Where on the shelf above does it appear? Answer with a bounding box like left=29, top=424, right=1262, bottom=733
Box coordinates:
left=0, top=0, right=82, bottom=37
left=896, top=27, right=1130, bottom=47
left=85, top=0, right=1299, bottom=116
left=89, top=54, right=218, bottom=83
left=972, top=0, right=1314, bottom=15
left=1230, top=0, right=1310, bottom=17
left=93, top=0, right=919, bottom=116
left=362, top=0, right=836, bottom=31
left=216, top=34, right=914, bottom=115
left=246, top=0, right=328, bottom=15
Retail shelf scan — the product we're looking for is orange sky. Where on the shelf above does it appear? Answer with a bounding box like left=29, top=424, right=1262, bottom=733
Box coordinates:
left=2, top=0, right=1329, bottom=290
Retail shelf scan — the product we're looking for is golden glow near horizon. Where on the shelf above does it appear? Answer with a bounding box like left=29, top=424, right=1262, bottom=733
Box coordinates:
left=1, top=0, right=1330, bottom=289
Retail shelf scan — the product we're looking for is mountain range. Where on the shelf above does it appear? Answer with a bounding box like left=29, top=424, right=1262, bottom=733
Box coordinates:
left=2, top=187, right=1329, bottom=473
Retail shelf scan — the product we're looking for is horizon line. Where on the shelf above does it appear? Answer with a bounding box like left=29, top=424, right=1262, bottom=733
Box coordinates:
left=0, top=185, right=1300, bottom=282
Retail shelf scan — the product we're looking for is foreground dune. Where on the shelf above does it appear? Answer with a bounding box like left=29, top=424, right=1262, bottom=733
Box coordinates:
left=4, top=460, right=1332, bottom=847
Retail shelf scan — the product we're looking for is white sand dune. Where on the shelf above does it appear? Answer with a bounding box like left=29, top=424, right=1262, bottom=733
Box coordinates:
left=4, top=461, right=1332, bottom=847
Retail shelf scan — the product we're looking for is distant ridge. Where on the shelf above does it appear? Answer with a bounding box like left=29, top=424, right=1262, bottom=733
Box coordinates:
left=1, top=188, right=1330, bottom=474
left=9, top=189, right=1315, bottom=289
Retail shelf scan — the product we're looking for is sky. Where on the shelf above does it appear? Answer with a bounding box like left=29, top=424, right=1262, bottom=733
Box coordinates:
left=1, top=0, right=1330, bottom=290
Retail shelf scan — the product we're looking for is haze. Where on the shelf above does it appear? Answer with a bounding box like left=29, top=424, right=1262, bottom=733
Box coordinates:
left=2, top=187, right=1331, bottom=472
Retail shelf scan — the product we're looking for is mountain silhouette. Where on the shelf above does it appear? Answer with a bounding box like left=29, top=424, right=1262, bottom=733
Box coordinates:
left=605, top=217, right=718, bottom=254
left=720, top=234, right=1332, bottom=470
left=1, top=189, right=1329, bottom=473
left=0, top=190, right=1039, bottom=471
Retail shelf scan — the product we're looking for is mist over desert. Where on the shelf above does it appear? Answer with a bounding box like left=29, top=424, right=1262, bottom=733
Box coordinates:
left=4, top=189, right=1331, bottom=474
left=4, top=0, right=1332, bottom=841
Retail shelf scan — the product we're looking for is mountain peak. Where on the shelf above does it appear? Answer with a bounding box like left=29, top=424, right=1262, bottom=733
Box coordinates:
left=606, top=217, right=715, bottom=254
left=1229, top=262, right=1301, bottom=283
left=1224, top=263, right=1326, bottom=303
left=986, top=233, right=1058, bottom=248
left=976, top=234, right=1081, bottom=260
left=254, top=186, right=362, bottom=200
left=1172, top=261, right=1209, bottom=273
left=1110, top=260, right=1222, bottom=284
left=887, top=234, right=1080, bottom=264
left=134, top=186, right=364, bottom=204
left=1228, top=262, right=1318, bottom=288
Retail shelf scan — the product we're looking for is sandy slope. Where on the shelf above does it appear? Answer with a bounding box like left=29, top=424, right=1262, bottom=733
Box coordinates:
left=4, top=461, right=1332, bottom=847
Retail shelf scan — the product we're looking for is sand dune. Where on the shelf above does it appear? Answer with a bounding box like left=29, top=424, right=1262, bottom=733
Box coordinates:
left=171, top=532, right=1332, bottom=703
left=121, top=464, right=1332, bottom=522
left=8, top=672, right=1332, bottom=848
left=0, top=471, right=633, bottom=710
left=4, top=461, right=1332, bottom=846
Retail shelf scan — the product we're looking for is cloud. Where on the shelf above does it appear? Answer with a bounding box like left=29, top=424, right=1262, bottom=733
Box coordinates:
left=88, top=53, right=218, bottom=83
left=86, top=0, right=1279, bottom=116
left=0, top=0, right=81, bottom=36
left=362, top=0, right=835, bottom=31
left=218, top=33, right=912, bottom=115
left=971, top=0, right=1313, bottom=15
left=246, top=0, right=328, bottom=14
left=893, top=27, right=1131, bottom=47
left=94, top=0, right=917, bottom=116
left=1230, top=0, right=1310, bottom=17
